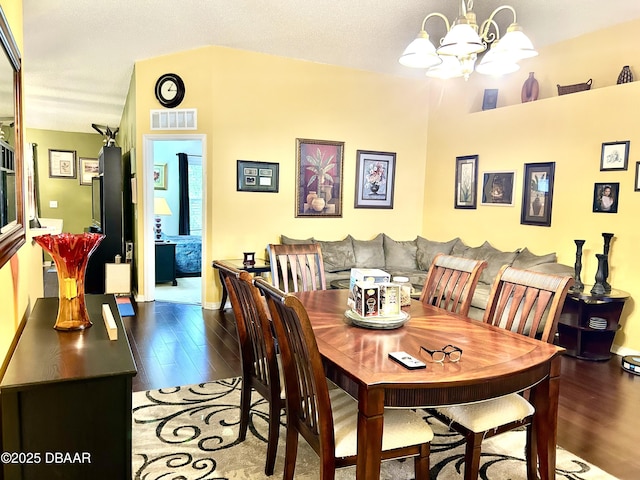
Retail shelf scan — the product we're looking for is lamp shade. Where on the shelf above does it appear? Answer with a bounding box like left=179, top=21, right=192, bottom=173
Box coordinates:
left=495, top=24, right=538, bottom=60
left=437, top=19, right=485, bottom=57
left=154, top=197, right=172, bottom=216
left=399, top=31, right=442, bottom=69
left=476, top=46, right=520, bottom=76
left=425, top=54, right=464, bottom=79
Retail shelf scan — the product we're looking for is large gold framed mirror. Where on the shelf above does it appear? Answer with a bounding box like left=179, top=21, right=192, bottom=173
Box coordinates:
left=0, top=6, right=25, bottom=269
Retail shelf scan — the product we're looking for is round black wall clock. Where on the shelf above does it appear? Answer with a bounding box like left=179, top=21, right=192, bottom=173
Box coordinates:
left=154, top=73, right=185, bottom=108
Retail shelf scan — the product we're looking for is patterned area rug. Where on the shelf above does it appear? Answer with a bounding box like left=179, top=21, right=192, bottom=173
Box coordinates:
left=132, top=378, right=618, bottom=480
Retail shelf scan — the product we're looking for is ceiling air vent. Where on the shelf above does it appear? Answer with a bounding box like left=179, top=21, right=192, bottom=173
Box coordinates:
left=150, top=109, right=197, bottom=130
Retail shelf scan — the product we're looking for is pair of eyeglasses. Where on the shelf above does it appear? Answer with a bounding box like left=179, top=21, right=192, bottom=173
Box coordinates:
left=420, top=344, right=463, bottom=363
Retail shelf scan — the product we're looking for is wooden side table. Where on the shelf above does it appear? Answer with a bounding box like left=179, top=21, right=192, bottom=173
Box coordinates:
left=155, top=241, right=177, bottom=285
left=558, top=286, right=629, bottom=361
left=213, top=259, right=271, bottom=310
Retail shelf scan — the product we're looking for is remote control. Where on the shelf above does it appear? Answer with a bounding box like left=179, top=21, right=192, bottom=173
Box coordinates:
left=388, top=351, right=426, bottom=370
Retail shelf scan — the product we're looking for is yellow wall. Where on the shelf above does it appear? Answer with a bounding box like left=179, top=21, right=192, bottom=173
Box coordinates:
left=423, top=19, right=640, bottom=354
left=130, top=46, right=430, bottom=305
left=26, top=129, right=105, bottom=234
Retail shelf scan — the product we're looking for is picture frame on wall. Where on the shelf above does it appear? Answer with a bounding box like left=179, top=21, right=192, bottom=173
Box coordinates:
left=481, top=171, right=515, bottom=206
left=237, top=160, right=279, bottom=192
left=48, top=149, right=76, bottom=178
left=354, top=150, right=396, bottom=209
left=593, top=182, right=619, bottom=213
left=454, top=155, right=478, bottom=209
left=482, top=89, right=498, bottom=110
left=635, top=162, right=640, bottom=192
left=78, top=157, right=99, bottom=186
left=153, top=164, right=167, bottom=190
left=600, top=141, right=629, bottom=171
left=520, top=162, right=555, bottom=226
left=295, top=138, right=344, bottom=217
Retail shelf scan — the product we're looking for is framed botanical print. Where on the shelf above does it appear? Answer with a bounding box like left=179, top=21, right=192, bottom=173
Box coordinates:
left=520, top=162, right=555, bottom=226
left=295, top=138, right=344, bottom=217
left=354, top=150, right=396, bottom=209
left=48, top=149, right=76, bottom=178
left=454, top=155, right=478, bottom=209
left=153, top=164, right=167, bottom=190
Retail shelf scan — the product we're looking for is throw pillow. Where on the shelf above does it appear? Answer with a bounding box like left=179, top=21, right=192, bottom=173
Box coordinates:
left=281, top=235, right=314, bottom=245
left=450, top=238, right=469, bottom=257
left=512, top=247, right=557, bottom=269
left=416, top=236, right=459, bottom=270
left=315, top=236, right=356, bottom=273
left=463, top=241, right=518, bottom=285
left=352, top=234, right=385, bottom=269
left=383, top=235, right=418, bottom=270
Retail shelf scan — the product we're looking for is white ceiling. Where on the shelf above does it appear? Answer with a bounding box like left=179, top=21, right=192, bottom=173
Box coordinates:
left=21, top=0, right=640, bottom=134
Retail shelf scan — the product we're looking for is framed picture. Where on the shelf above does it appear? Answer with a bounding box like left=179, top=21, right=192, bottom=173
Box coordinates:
left=482, top=89, right=498, bottom=110
left=454, top=155, right=478, bottom=209
left=153, top=164, right=167, bottom=190
left=635, top=162, right=640, bottom=192
left=48, top=149, right=76, bottom=178
left=295, top=138, right=344, bottom=217
left=520, top=162, right=555, bottom=226
left=237, top=160, right=279, bottom=193
left=78, top=157, right=99, bottom=186
left=481, top=171, right=515, bottom=206
left=593, top=182, right=619, bottom=213
left=600, top=141, right=629, bottom=171
left=354, top=150, right=396, bottom=209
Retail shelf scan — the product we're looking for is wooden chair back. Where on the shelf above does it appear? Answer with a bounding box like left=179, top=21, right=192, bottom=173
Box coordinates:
left=212, top=260, right=283, bottom=475
left=419, top=254, right=488, bottom=317
left=267, top=243, right=327, bottom=293
left=483, top=265, right=574, bottom=342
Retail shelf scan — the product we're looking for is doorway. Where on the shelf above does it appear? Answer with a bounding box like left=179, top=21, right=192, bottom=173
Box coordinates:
left=142, top=134, right=206, bottom=304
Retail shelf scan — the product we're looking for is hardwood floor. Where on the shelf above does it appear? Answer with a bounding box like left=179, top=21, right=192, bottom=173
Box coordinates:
left=123, top=300, right=640, bottom=480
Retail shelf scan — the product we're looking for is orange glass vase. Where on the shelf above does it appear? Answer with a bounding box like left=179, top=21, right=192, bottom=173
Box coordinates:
left=34, top=233, right=105, bottom=331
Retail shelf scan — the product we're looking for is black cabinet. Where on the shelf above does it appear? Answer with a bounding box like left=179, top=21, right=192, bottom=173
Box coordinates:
left=0, top=296, right=137, bottom=480
left=86, top=146, right=130, bottom=294
left=155, top=241, right=177, bottom=285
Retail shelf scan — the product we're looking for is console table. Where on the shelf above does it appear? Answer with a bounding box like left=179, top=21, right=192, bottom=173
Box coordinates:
left=558, top=286, right=629, bottom=361
left=0, top=295, right=137, bottom=479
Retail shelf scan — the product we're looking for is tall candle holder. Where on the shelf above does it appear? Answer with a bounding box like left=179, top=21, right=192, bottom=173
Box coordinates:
left=602, top=233, right=614, bottom=292
left=571, top=239, right=585, bottom=292
left=591, top=254, right=607, bottom=295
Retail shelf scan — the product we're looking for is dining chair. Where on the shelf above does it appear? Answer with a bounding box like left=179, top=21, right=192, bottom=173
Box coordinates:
left=267, top=243, right=327, bottom=293
left=254, top=277, right=433, bottom=480
left=213, top=260, right=284, bottom=476
left=418, top=253, right=488, bottom=317
left=431, top=265, right=574, bottom=480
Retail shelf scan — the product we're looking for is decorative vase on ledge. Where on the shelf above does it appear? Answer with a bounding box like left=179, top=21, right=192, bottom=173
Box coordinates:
left=34, top=233, right=104, bottom=331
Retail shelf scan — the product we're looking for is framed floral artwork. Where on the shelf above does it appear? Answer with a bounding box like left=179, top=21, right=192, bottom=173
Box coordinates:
left=153, top=164, right=167, bottom=190
left=454, top=155, right=478, bottom=209
left=520, top=162, right=555, bottom=226
left=354, top=150, right=396, bottom=209
left=295, top=138, right=344, bottom=217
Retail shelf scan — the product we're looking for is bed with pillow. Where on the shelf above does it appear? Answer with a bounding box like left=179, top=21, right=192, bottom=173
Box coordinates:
left=164, top=235, right=202, bottom=277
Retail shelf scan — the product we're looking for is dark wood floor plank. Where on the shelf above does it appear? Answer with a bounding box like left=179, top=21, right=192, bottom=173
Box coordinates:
left=124, top=300, right=639, bottom=480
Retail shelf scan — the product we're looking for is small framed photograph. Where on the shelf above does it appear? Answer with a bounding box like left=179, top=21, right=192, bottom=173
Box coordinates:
left=48, top=149, right=76, bottom=178
left=454, top=155, right=478, bottom=209
left=521, top=162, right=555, bottom=227
left=354, top=150, right=396, bottom=209
left=635, top=162, right=640, bottom=192
left=153, top=164, right=167, bottom=190
left=482, top=89, right=498, bottom=110
left=593, top=182, right=619, bottom=213
left=600, top=141, right=629, bottom=171
left=481, top=171, right=515, bottom=206
left=296, top=138, right=344, bottom=217
left=78, top=157, right=99, bottom=186
left=237, top=160, right=279, bottom=192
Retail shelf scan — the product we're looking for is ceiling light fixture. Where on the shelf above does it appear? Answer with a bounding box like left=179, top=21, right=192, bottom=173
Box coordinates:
left=399, top=0, right=537, bottom=80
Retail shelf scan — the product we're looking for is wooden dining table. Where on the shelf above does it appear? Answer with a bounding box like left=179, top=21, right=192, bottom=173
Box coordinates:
left=294, top=289, right=565, bottom=480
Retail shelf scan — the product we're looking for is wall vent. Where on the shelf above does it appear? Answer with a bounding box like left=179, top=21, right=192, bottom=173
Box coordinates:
left=150, top=109, right=197, bottom=130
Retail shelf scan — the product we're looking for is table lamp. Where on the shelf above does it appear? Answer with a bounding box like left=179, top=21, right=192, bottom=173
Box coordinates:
left=154, top=197, right=172, bottom=241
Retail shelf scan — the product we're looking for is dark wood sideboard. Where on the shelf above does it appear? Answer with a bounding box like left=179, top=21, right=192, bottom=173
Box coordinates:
left=0, top=295, right=137, bottom=480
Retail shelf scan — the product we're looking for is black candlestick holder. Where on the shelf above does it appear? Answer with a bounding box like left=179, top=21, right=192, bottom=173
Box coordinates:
left=571, top=239, right=585, bottom=292
left=591, top=254, right=607, bottom=295
left=602, top=233, right=614, bottom=292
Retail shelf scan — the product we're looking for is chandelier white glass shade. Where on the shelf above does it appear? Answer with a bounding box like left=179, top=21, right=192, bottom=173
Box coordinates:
left=399, top=1, right=538, bottom=80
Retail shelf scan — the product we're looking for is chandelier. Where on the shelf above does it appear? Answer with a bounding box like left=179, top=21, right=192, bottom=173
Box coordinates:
left=399, top=0, right=537, bottom=80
